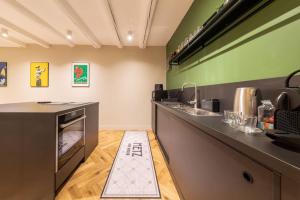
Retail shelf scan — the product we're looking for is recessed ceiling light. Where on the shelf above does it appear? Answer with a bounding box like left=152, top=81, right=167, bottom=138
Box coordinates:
left=1, top=28, right=8, bottom=38
left=127, top=31, right=133, bottom=42
left=66, top=30, right=72, bottom=40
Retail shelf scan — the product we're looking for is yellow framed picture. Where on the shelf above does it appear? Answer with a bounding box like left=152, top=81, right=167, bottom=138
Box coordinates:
left=30, top=62, right=49, bottom=87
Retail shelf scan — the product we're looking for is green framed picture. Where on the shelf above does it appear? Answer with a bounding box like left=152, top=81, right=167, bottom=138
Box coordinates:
left=72, top=62, right=90, bottom=87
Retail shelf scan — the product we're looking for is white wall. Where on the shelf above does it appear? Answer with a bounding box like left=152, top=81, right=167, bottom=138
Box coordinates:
left=0, top=45, right=166, bottom=130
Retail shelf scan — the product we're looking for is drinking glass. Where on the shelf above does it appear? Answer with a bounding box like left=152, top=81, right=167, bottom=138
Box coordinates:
left=236, top=112, right=246, bottom=126
left=244, top=116, right=258, bottom=134
left=223, top=110, right=233, bottom=124
left=229, top=112, right=240, bottom=128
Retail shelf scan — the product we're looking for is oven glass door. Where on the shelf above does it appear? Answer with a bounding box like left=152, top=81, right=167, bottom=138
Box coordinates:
left=57, top=111, right=85, bottom=170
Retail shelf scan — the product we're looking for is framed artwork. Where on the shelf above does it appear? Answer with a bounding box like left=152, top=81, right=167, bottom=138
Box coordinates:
left=72, top=62, right=89, bottom=87
left=30, top=62, right=49, bottom=87
left=0, top=62, right=7, bottom=87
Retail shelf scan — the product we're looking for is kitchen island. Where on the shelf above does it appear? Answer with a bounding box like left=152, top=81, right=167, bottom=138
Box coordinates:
left=153, top=101, right=300, bottom=200
left=0, top=102, right=99, bottom=200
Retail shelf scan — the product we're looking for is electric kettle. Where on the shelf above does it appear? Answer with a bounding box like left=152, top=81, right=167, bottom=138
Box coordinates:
left=233, top=87, right=258, bottom=117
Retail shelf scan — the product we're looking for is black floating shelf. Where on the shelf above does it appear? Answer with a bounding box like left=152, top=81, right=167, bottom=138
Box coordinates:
left=169, top=0, right=272, bottom=66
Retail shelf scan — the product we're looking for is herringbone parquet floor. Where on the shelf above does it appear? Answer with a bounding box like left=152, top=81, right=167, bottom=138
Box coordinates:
left=55, top=130, right=181, bottom=200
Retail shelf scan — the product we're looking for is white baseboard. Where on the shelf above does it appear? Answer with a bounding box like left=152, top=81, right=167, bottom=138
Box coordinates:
left=99, top=124, right=152, bottom=131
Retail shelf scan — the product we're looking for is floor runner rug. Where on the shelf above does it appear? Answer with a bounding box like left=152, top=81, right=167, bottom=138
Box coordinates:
left=101, top=131, right=160, bottom=198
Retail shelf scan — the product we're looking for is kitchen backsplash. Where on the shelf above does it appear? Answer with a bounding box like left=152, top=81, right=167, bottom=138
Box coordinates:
left=165, top=75, right=300, bottom=112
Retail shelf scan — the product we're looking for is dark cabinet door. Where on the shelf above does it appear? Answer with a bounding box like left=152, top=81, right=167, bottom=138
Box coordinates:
left=170, top=115, right=275, bottom=200
left=157, top=108, right=173, bottom=163
left=151, top=102, right=157, bottom=134
left=156, top=107, right=276, bottom=200
left=282, top=176, right=300, bottom=200
left=84, top=103, right=99, bottom=160
left=0, top=114, right=56, bottom=200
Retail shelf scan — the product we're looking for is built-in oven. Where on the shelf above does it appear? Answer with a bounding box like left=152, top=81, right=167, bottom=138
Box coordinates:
left=56, top=109, right=85, bottom=172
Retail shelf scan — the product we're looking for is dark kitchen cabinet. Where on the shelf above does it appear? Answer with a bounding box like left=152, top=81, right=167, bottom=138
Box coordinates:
left=282, top=176, right=300, bottom=200
left=151, top=102, right=157, bottom=134
left=0, top=102, right=99, bottom=200
left=157, top=107, right=277, bottom=200
left=84, top=102, right=99, bottom=160
left=157, top=107, right=174, bottom=163
left=0, top=113, right=56, bottom=200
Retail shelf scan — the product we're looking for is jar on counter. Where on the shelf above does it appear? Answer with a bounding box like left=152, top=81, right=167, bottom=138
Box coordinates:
left=258, top=100, right=275, bottom=130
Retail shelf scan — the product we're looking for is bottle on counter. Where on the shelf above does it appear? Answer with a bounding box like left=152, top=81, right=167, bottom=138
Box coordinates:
left=258, top=100, right=275, bottom=130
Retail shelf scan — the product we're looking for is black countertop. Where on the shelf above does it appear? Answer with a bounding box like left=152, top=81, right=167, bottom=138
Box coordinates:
left=154, top=101, right=300, bottom=181
left=0, top=102, right=98, bottom=114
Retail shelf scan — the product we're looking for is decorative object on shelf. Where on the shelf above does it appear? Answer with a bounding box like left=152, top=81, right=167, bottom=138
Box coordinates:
left=258, top=100, right=275, bottom=130
left=168, top=0, right=272, bottom=66
left=72, top=62, right=90, bottom=87
left=0, top=62, right=7, bottom=87
left=30, top=62, right=49, bottom=87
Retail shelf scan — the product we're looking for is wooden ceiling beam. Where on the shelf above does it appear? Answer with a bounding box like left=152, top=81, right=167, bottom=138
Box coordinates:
left=54, top=0, right=101, bottom=48
left=0, top=35, right=26, bottom=47
left=139, top=0, right=158, bottom=48
left=5, top=0, right=75, bottom=47
left=0, top=17, right=50, bottom=48
left=103, top=0, right=123, bottom=48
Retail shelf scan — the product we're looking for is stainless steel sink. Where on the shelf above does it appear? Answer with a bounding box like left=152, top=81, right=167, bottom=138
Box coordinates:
left=161, top=102, right=183, bottom=108
left=182, top=107, right=221, bottom=116
left=169, top=104, right=221, bottom=117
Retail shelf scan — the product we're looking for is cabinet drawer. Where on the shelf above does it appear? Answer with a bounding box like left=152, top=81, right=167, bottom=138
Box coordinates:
left=169, top=114, right=275, bottom=200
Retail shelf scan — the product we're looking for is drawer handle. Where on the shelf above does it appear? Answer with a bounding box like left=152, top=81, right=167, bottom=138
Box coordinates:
left=242, top=171, right=254, bottom=184
left=59, top=115, right=86, bottom=129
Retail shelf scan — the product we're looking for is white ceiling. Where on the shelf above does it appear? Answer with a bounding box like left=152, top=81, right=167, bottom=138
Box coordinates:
left=0, top=0, right=193, bottom=48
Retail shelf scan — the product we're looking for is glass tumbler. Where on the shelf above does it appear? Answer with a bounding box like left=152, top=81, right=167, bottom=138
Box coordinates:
left=229, top=112, right=240, bottom=128
left=224, top=110, right=233, bottom=124
left=244, top=116, right=258, bottom=134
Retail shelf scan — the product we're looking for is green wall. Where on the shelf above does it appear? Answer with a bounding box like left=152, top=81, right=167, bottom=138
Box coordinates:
left=166, top=0, right=300, bottom=89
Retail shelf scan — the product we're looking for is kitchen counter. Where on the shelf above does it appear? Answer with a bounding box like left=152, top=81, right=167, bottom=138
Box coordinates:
left=0, top=102, right=99, bottom=200
left=154, top=101, right=300, bottom=181
left=0, top=102, right=97, bottom=114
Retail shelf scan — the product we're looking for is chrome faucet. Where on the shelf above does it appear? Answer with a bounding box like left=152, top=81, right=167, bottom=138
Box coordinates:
left=181, top=82, right=198, bottom=109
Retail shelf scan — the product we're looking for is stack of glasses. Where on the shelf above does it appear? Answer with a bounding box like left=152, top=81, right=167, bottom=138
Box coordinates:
left=223, top=110, right=262, bottom=135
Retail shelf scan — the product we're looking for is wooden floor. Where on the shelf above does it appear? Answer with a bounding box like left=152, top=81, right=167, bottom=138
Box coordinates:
left=55, top=131, right=181, bottom=200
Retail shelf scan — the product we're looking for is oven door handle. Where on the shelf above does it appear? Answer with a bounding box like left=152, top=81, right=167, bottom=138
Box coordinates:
left=59, top=115, right=86, bottom=129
